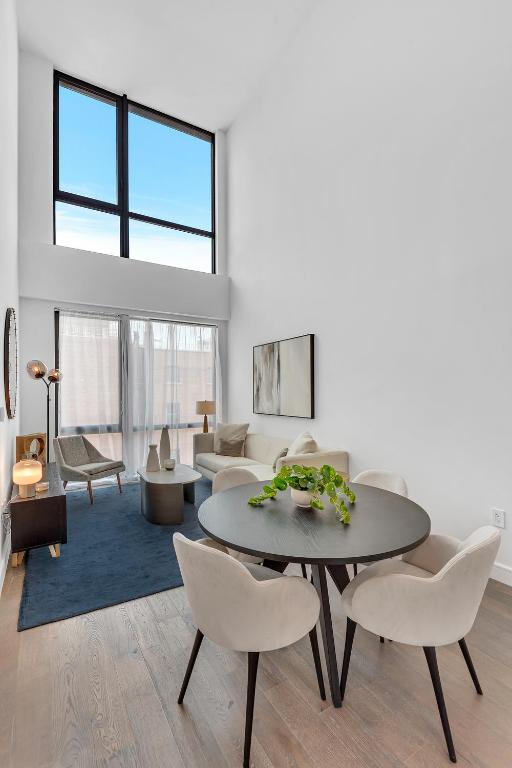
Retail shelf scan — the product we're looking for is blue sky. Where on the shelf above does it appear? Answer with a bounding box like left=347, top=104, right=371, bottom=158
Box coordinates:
left=56, top=84, right=212, bottom=272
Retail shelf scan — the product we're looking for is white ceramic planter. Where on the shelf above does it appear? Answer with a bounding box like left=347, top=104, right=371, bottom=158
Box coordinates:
left=146, top=444, right=160, bottom=472
left=159, top=426, right=170, bottom=466
left=291, top=488, right=312, bottom=508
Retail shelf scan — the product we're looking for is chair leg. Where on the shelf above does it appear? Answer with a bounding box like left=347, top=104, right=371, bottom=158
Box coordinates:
left=244, top=652, right=259, bottom=768
left=116, top=473, right=122, bottom=494
left=63, top=480, right=68, bottom=489
left=353, top=563, right=358, bottom=577
left=458, top=638, right=482, bottom=695
left=340, top=618, right=357, bottom=702
left=380, top=636, right=385, bottom=643
left=178, top=629, right=204, bottom=704
left=423, top=646, right=457, bottom=763
left=300, top=563, right=326, bottom=699
left=309, top=624, right=326, bottom=700
left=87, top=481, right=94, bottom=504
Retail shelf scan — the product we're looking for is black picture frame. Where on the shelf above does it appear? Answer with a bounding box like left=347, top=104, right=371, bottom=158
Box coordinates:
left=3, top=307, right=18, bottom=420
left=253, top=334, right=314, bottom=418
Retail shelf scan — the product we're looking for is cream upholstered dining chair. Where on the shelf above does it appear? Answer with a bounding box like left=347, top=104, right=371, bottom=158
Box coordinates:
left=212, top=467, right=262, bottom=564
left=212, top=466, right=260, bottom=495
left=352, top=469, right=408, bottom=497
left=339, top=526, right=501, bottom=763
left=351, top=470, right=408, bottom=582
left=212, top=465, right=326, bottom=702
left=174, top=533, right=320, bottom=768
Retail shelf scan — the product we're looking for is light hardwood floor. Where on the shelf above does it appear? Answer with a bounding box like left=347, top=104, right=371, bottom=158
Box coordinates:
left=1, top=564, right=512, bottom=768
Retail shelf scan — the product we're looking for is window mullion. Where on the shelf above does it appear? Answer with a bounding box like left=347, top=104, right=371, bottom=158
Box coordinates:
left=120, top=94, right=129, bottom=259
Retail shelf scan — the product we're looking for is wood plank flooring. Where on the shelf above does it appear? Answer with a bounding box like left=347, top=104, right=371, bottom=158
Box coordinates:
left=1, top=564, right=512, bottom=768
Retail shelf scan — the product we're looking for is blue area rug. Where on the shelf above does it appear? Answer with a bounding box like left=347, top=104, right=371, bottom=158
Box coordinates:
left=18, top=477, right=211, bottom=631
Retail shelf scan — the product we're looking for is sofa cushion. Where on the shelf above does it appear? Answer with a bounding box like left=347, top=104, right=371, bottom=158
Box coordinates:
left=288, top=431, right=318, bottom=456
left=196, top=453, right=258, bottom=473
left=244, top=433, right=290, bottom=465
left=214, top=423, right=249, bottom=456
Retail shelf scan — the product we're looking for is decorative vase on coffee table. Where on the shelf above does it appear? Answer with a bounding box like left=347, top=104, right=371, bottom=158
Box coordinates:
left=291, top=488, right=312, bottom=508
left=159, top=426, right=170, bottom=467
left=146, top=444, right=160, bottom=472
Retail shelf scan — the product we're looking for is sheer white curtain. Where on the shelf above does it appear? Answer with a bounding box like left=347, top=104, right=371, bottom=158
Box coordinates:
left=122, top=318, right=217, bottom=478
left=59, top=312, right=122, bottom=462
left=59, top=312, right=218, bottom=479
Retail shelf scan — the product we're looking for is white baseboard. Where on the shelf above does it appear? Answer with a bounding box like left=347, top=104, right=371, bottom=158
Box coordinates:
left=492, top=561, right=512, bottom=587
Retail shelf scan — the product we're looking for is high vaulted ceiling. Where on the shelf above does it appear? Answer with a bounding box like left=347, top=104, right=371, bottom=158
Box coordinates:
left=16, top=0, right=314, bottom=131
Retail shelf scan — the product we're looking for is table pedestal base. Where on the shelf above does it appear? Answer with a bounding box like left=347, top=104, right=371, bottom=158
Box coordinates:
left=141, top=478, right=193, bottom=525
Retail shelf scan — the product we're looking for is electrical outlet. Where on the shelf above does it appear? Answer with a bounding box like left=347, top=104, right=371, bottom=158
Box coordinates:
left=491, top=508, right=506, bottom=529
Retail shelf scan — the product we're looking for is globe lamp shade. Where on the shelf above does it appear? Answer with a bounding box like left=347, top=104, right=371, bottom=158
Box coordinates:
left=47, top=368, right=63, bottom=383
left=26, top=360, right=48, bottom=379
left=13, top=458, right=43, bottom=498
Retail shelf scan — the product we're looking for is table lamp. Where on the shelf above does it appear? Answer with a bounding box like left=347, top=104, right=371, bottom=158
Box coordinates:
left=13, top=456, right=43, bottom=498
left=196, top=400, right=215, bottom=433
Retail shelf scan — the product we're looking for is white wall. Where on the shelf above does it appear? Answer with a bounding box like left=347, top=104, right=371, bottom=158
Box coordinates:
left=0, top=0, right=19, bottom=586
left=227, top=0, right=512, bottom=582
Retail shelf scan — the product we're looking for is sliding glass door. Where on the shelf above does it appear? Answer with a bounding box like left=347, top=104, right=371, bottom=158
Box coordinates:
left=58, top=311, right=217, bottom=473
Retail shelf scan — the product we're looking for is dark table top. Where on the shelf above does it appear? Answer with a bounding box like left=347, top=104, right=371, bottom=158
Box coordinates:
left=198, top=481, right=431, bottom=565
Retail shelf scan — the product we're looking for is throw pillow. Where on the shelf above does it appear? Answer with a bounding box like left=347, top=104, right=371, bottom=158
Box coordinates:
left=288, top=431, right=318, bottom=456
left=273, top=448, right=288, bottom=472
left=214, top=423, right=250, bottom=457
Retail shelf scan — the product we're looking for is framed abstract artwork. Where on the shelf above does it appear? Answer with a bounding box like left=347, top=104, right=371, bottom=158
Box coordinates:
left=253, top=334, right=314, bottom=418
left=3, top=307, right=18, bottom=419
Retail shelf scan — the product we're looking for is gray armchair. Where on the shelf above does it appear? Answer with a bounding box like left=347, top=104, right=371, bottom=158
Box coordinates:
left=53, top=435, right=125, bottom=504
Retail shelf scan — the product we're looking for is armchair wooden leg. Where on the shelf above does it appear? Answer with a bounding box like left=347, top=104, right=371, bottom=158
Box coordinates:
left=49, top=544, right=60, bottom=558
left=423, top=646, right=457, bottom=763
left=87, top=481, right=94, bottom=505
left=63, top=480, right=68, bottom=489
left=340, top=617, right=357, bottom=702
left=178, top=629, right=204, bottom=704
left=458, top=638, right=483, bottom=695
left=116, top=473, right=122, bottom=494
left=244, top=652, right=260, bottom=768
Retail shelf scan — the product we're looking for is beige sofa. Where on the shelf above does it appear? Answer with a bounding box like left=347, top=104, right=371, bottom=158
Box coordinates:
left=193, top=432, right=349, bottom=482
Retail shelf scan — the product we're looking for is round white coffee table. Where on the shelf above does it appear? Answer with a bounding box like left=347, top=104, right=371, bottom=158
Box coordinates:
left=137, top=464, right=202, bottom=525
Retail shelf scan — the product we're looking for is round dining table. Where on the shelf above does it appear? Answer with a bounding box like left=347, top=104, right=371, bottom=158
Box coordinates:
left=198, top=480, right=431, bottom=708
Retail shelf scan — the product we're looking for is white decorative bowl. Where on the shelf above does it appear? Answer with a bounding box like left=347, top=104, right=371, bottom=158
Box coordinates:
left=163, top=458, right=176, bottom=470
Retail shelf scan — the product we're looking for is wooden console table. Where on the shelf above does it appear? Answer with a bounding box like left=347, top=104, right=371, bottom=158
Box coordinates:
left=9, top=462, right=67, bottom=567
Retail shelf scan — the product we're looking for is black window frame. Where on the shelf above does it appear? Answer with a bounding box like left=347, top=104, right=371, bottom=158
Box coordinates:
left=53, top=70, right=216, bottom=273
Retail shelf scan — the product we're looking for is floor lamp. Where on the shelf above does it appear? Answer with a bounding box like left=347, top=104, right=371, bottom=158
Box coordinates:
left=26, top=360, right=63, bottom=463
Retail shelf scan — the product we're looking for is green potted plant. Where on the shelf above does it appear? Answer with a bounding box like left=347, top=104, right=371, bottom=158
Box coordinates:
left=248, top=464, right=356, bottom=524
